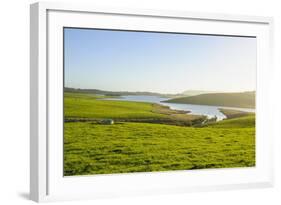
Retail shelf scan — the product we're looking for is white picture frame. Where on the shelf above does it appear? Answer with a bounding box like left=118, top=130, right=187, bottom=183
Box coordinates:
left=30, top=1, right=274, bottom=202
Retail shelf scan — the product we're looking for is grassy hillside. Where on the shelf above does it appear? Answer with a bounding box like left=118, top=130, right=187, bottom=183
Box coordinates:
left=163, top=91, right=255, bottom=108
left=64, top=122, right=255, bottom=175
left=64, top=91, right=255, bottom=176
left=64, top=92, right=165, bottom=119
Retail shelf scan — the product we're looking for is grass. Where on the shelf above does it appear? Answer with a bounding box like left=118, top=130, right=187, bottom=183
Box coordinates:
left=64, top=91, right=256, bottom=176
left=64, top=92, right=167, bottom=119
left=64, top=122, right=255, bottom=175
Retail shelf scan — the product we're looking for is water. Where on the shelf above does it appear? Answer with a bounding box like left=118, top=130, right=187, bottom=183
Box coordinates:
left=104, top=95, right=255, bottom=121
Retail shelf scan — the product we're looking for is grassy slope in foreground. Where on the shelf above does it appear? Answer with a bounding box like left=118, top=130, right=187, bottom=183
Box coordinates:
left=163, top=91, right=255, bottom=108
left=64, top=122, right=255, bottom=175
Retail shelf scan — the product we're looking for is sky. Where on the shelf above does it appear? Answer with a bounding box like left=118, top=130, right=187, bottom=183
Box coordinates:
left=64, top=28, right=256, bottom=94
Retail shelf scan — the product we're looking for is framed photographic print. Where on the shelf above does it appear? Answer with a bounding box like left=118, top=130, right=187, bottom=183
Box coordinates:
left=30, top=2, right=274, bottom=202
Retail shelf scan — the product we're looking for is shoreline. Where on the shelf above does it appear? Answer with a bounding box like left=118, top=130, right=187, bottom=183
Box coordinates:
left=101, top=94, right=255, bottom=122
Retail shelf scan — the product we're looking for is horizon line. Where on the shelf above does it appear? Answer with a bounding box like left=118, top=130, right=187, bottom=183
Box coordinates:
left=64, top=86, right=256, bottom=95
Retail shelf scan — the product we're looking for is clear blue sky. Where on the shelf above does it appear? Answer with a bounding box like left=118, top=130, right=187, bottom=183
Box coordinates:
left=64, top=28, right=256, bottom=94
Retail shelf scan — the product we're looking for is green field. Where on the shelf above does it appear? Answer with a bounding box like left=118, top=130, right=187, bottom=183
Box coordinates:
left=64, top=91, right=255, bottom=176
left=64, top=92, right=165, bottom=119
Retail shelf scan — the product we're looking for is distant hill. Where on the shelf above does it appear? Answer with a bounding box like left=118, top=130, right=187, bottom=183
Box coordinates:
left=181, top=90, right=220, bottom=96
left=163, top=91, right=255, bottom=108
left=64, top=88, right=221, bottom=98
left=64, top=87, right=177, bottom=97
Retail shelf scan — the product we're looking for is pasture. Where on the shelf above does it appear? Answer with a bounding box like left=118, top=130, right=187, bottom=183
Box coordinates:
left=64, top=91, right=255, bottom=176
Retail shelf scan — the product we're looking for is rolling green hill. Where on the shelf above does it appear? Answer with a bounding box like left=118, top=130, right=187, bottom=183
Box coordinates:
left=163, top=91, right=255, bottom=108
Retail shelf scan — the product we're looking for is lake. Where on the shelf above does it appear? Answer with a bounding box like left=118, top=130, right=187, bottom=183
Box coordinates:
left=105, top=95, right=255, bottom=121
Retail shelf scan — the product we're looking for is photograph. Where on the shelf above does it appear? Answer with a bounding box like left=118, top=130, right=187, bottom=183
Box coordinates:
left=63, top=27, right=256, bottom=176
